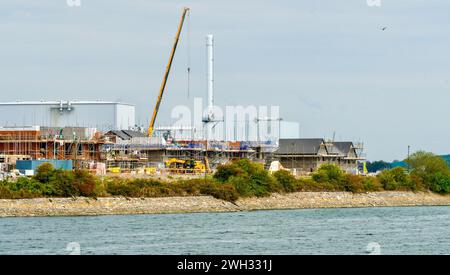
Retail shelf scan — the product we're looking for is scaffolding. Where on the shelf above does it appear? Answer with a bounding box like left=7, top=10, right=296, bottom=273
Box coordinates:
left=0, top=127, right=107, bottom=169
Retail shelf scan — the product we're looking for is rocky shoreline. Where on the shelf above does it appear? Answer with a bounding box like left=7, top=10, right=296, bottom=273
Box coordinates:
left=1, top=191, right=450, bottom=217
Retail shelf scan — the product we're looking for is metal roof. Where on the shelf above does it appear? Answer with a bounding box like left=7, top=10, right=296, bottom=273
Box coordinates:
left=0, top=100, right=134, bottom=106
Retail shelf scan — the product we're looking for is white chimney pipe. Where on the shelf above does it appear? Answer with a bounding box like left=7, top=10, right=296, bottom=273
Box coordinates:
left=206, top=34, right=214, bottom=121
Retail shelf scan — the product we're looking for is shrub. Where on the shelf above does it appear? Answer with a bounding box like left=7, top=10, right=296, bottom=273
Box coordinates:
left=410, top=173, right=425, bottom=191
left=423, top=172, right=450, bottom=194
left=0, top=179, right=43, bottom=199
left=251, top=168, right=280, bottom=195
left=406, top=151, right=450, bottom=193
left=130, top=178, right=166, bottom=188
left=377, top=169, right=396, bottom=190
left=228, top=176, right=254, bottom=197
left=273, top=170, right=298, bottom=192
left=106, top=178, right=140, bottom=197
left=343, top=174, right=365, bottom=193
left=3, top=177, right=56, bottom=197
left=214, top=164, right=244, bottom=182
left=73, top=170, right=98, bottom=197
left=35, top=163, right=55, bottom=183
left=137, top=185, right=178, bottom=197
left=48, top=170, right=77, bottom=196
left=377, top=167, right=412, bottom=191
left=312, top=164, right=344, bottom=183
left=297, top=177, right=338, bottom=192
left=213, top=159, right=277, bottom=197
left=0, top=185, right=14, bottom=199
left=312, top=164, right=346, bottom=191
left=362, top=176, right=383, bottom=192
left=406, top=151, right=449, bottom=176
left=176, top=179, right=204, bottom=196
left=199, top=182, right=239, bottom=202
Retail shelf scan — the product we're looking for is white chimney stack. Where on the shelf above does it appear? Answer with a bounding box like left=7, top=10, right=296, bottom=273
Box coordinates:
left=206, top=34, right=214, bottom=121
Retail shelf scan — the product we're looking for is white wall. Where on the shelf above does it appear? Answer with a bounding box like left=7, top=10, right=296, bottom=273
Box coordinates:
left=0, top=102, right=135, bottom=131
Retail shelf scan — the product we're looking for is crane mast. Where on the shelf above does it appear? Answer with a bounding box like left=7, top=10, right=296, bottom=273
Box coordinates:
left=148, top=7, right=190, bottom=136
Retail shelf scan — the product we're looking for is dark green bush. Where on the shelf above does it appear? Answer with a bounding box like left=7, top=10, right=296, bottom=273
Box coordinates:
left=312, top=164, right=344, bottom=183
left=377, top=167, right=412, bottom=191
left=213, top=159, right=277, bottom=197
left=273, top=170, right=298, bottom=192
left=0, top=179, right=43, bottom=199
left=407, top=151, right=450, bottom=193
left=35, top=162, right=55, bottom=183
left=48, top=169, right=77, bottom=196
left=1, top=177, right=55, bottom=197
left=423, top=172, right=450, bottom=194
left=228, top=176, right=254, bottom=197
left=312, top=164, right=346, bottom=191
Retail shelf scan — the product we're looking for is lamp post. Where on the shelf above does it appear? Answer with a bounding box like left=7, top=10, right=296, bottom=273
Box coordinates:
left=407, top=145, right=411, bottom=172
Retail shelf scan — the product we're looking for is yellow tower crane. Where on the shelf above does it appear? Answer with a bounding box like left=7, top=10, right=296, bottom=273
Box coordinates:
left=148, top=7, right=190, bottom=137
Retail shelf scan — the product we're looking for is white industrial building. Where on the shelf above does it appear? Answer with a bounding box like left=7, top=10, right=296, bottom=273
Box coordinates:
left=0, top=100, right=135, bottom=131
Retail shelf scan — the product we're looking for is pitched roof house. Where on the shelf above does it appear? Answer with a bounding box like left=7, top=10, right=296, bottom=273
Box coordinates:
left=273, top=138, right=362, bottom=175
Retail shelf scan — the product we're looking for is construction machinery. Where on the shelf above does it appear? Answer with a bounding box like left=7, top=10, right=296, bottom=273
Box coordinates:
left=148, top=7, right=190, bottom=137
left=107, top=167, right=121, bottom=174
left=165, top=158, right=206, bottom=174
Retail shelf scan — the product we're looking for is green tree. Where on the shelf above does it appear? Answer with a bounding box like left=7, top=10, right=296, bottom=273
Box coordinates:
left=49, top=169, right=77, bottom=196
left=377, top=167, right=412, bottom=190
left=406, top=151, right=450, bottom=193
left=35, top=163, right=55, bottom=183
left=312, top=164, right=344, bottom=183
left=406, top=151, right=449, bottom=176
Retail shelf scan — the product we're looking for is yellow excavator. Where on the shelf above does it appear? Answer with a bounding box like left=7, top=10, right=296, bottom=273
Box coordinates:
left=165, top=158, right=206, bottom=174
left=147, top=7, right=212, bottom=174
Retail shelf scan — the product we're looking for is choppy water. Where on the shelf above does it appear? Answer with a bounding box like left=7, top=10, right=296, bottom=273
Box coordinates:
left=1, top=206, right=450, bottom=255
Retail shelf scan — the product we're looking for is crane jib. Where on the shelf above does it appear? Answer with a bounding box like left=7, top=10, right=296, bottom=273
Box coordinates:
left=148, top=7, right=190, bottom=137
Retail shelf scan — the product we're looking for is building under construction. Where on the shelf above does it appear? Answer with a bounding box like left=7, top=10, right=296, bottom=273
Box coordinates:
left=0, top=124, right=364, bottom=176
left=0, top=126, right=106, bottom=171
left=0, top=8, right=366, bottom=176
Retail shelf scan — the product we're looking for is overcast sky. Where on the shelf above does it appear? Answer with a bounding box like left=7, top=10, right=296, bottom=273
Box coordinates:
left=1, top=0, right=449, bottom=161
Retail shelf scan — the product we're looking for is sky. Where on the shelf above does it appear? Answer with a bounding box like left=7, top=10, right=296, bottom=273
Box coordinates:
left=0, top=0, right=449, bottom=161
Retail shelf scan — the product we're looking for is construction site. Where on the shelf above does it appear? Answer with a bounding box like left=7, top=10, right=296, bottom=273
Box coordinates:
left=0, top=7, right=366, bottom=178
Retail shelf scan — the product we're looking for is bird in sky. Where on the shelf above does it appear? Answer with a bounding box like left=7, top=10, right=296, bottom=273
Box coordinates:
left=381, top=26, right=388, bottom=31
